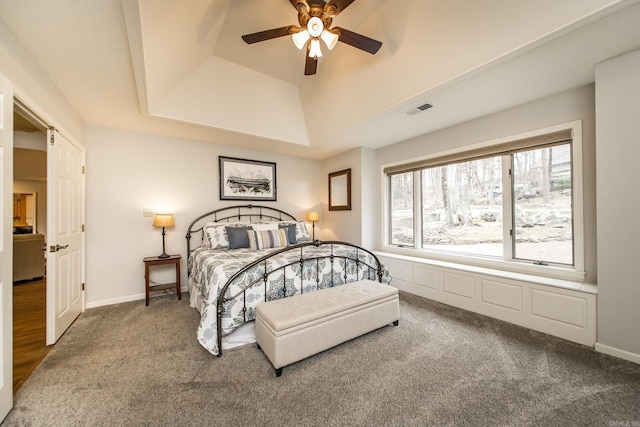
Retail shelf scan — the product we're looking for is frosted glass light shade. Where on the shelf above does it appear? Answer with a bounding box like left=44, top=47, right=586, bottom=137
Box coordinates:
left=309, top=39, right=323, bottom=58
left=307, top=17, right=323, bottom=37
left=320, top=30, right=339, bottom=50
left=292, top=29, right=310, bottom=50
left=152, top=214, right=174, bottom=228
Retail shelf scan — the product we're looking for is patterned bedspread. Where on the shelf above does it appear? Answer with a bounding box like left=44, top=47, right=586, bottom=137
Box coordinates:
left=188, top=243, right=391, bottom=355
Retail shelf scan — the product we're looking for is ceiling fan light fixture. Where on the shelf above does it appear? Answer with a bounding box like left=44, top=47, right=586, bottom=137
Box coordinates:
left=320, top=29, right=339, bottom=50
left=309, top=38, right=323, bottom=58
left=292, top=29, right=310, bottom=49
left=307, top=16, right=324, bottom=37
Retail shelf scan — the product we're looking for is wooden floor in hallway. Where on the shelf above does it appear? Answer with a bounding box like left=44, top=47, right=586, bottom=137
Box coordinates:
left=13, top=278, right=51, bottom=393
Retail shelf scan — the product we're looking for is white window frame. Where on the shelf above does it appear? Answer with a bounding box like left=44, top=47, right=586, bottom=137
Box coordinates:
left=381, top=121, right=585, bottom=281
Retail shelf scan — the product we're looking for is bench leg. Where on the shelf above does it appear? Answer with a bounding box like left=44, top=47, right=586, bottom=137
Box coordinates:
left=275, top=367, right=282, bottom=377
left=393, top=320, right=399, bottom=326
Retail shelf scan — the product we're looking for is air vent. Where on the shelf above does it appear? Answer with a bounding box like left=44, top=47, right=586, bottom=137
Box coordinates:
left=403, top=103, right=433, bottom=117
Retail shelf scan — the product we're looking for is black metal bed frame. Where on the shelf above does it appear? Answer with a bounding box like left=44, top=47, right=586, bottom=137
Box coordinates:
left=185, top=204, right=385, bottom=356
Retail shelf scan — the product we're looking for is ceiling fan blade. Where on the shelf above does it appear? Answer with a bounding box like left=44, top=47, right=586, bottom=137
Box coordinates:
left=305, top=46, right=318, bottom=75
left=334, top=27, right=382, bottom=54
left=325, top=0, right=356, bottom=16
left=242, top=26, right=298, bottom=44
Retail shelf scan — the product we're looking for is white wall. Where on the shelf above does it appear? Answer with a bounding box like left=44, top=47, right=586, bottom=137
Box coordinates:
left=360, top=148, right=378, bottom=249
left=321, top=148, right=363, bottom=245
left=375, top=85, right=598, bottom=283
left=0, top=19, right=85, bottom=145
left=85, top=126, right=322, bottom=307
left=595, top=49, right=640, bottom=360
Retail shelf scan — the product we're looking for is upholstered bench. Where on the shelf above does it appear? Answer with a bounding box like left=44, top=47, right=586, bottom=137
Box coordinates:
left=255, top=279, right=399, bottom=377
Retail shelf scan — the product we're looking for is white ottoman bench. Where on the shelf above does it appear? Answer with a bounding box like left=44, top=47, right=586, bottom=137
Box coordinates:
left=255, top=279, right=399, bottom=376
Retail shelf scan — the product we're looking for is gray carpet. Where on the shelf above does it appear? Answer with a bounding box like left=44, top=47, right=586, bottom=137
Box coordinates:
left=3, top=291, right=640, bottom=426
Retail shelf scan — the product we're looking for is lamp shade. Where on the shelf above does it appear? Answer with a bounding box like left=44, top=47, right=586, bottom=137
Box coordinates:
left=292, top=29, right=310, bottom=50
left=308, top=39, right=323, bottom=58
left=307, top=211, right=320, bottom=222
left=320, top=29, right=339, bottom=50
left=152, top=214, right=175, bottom=228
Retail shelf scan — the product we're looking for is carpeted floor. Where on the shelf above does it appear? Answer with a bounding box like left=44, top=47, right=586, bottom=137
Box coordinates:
left=3, top=291, right=640, bottom=426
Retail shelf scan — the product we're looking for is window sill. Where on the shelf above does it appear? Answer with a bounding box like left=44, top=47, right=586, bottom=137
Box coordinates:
left=376, top=249, right=595, bottom=295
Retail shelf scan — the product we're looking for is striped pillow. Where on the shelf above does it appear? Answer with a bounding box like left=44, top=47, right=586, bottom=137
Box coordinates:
left=247, top=229, right=289, bottom=251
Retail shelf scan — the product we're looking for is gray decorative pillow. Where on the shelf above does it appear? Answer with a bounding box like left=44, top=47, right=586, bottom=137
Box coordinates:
left=226, top=225, right=253, bottom=249
left=279, top=224, right=297, bottom=244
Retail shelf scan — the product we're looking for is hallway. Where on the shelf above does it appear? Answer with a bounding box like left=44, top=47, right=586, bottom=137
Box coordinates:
left=12, top=278, right=50, bottom=393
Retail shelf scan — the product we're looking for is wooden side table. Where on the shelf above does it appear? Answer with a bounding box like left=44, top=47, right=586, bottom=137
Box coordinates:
left=143, top=254, right=181, bottom=306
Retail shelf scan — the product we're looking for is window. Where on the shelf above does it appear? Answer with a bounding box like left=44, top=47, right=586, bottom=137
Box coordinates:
left=512, top=144, right=573, bottom=265
left=385, top=124, right=583, bottom=277
left=421, top=157, right=503, bottom=257
left=389, top=172, right=413, bottom=246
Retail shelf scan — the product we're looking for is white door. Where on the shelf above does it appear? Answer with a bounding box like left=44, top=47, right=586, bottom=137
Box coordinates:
left=0, top=74, right=14, bottom=421
left=46, top=129, right=83, bottom=344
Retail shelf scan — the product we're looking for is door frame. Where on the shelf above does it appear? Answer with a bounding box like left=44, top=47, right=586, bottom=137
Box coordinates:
left=14, top=97, right=86, bottom=343
left=0, top=71, right=15, bottom=423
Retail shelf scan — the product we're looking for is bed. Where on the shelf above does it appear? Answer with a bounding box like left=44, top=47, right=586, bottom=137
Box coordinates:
left=186, top=204, right=392, bottom=356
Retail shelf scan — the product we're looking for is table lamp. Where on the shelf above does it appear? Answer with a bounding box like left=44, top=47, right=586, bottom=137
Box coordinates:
left=152, top=213, right=174, bottom=258
left=307, top=211, right=320, bottom=240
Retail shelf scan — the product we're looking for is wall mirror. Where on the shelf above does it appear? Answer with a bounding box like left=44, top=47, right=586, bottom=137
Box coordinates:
left=328, top=168, right=351, bottom=211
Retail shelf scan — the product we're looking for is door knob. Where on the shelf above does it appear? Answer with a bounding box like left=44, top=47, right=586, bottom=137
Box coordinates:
left=50, top=244, right=70, bottom=252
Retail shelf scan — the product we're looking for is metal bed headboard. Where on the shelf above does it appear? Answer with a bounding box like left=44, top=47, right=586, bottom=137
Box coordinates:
left=185, top=204, right=298, bottom=267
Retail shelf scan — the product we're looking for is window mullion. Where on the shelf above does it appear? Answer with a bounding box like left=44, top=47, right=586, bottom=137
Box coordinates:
left=413, top=170, right=421, bottom=249
left=502, top=155, right=514, bottom=260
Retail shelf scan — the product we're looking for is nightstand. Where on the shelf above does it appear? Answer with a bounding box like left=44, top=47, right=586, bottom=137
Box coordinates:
left=143, top=254, right=181, bottom=306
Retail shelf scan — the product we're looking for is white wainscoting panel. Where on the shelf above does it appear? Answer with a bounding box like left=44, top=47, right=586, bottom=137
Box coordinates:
left=442, top=272, right=474, bottom=300
left=377, top=253, right=596, bottom=347
left=480, top=279, right=522, bottom=312
left=412, top=266, right=437, bottom=289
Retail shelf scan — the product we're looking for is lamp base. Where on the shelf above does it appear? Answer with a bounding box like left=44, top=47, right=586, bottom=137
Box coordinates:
left=157, top=253, right=170, bottom=259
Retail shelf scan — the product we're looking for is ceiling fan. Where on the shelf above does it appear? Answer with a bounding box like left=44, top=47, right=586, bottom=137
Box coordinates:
left=241, top=0, right=382, bottom=76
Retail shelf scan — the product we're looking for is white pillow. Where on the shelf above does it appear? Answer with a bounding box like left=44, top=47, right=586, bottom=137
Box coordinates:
left=251, top=223, right=279, bottom=231
left=279, top=221, right=311, bottom=242
left=203, top=224, right=229, bottom=249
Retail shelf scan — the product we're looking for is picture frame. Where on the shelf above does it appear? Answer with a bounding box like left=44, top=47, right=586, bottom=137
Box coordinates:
left=328, top=168, right=351, bottom=211
left=219, top=156, right=277, bottom=201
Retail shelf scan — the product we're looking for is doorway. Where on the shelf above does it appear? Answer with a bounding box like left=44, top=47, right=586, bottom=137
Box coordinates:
left=12, top=106, right=49, bottom=392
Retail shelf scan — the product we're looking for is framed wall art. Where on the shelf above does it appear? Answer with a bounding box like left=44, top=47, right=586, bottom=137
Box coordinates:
left=219, top=156, right=277, bottom=201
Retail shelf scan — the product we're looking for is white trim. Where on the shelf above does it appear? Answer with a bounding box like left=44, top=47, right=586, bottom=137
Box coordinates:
left=595, top=343, right=640, bottom=365
left=13, top=91, right=84, bottom=152
left=377, top=251, right=594, bottom=293
left=381, top=120, right=586, bottom=282
left=86, top=285, right=187, bottom=309
left=120, top=0, right=149, bottom=115
left=570, top=121, right=585, bottom=273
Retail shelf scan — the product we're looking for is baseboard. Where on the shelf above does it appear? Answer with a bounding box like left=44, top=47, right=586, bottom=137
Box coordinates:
left=595, top=343, right=640, bottom=365
left=86, top=285, right=187, bottom=309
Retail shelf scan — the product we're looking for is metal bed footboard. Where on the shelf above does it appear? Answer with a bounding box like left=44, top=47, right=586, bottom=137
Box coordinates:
left=216, top=240, right=385, bottom=356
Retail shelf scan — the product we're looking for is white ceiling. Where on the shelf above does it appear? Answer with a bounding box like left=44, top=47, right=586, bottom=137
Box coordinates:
left=1, top=0, right=640, bottom=160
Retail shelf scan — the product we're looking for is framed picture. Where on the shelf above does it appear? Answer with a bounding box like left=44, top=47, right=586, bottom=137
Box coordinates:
left=219, top=156, right=277, bottom=201
left=328, top=168, right=351, bottom=211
